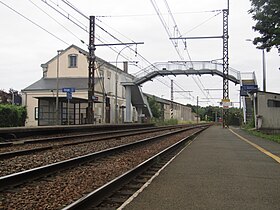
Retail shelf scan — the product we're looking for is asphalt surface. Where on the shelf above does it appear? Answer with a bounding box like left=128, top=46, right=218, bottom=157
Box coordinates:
left=122, top=125, right=280, bottom=210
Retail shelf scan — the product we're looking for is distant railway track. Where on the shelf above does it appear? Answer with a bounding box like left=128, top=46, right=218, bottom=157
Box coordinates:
left=0, top=125, right=183, bottom=157
left=0, top=124, right=210, bottom=209
left=0, top=125, right=189, bottom=176
left=0, top=123, right=154, bottom=141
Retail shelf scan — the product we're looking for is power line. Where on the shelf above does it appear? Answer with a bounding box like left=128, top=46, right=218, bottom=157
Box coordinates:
left=57, top=0, right=180, bottom=90
left=28, top=0, right=84, bottom=43
left=96, top=17, right=136, bottom=44
left=98, top=9, right=223, bottom=18
left=41, top=0, right=138, bottom=64
left=53, top=1, right=211, bottom=105
left=150, top=0, right=214, bottom=103
left=46, top=0, right=187, bottom=93
left=0, top=0, right=69, bottom=45
left=181, top=11, right=222, bottom=36
left=41, top=0, right=88, bottom=32
left=48, top=0, right=88, bottom=29
left=60, top=0, right=88, bottom=19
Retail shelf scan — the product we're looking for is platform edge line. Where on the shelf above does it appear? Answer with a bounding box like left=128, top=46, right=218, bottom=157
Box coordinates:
left=229, top=129, right=280, bottom=164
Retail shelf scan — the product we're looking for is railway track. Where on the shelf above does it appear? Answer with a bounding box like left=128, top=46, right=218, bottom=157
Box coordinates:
left=0, top=125, right=191, bottom=176
left=0, top=123, right=154, bottom=140
left=0, top=124, right=185, bottom=151
left=0, top=124, right=210, bottom=209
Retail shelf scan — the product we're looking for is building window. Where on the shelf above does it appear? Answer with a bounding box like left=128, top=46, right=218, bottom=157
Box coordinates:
left=107, top=71, right=111, bottom=79
left=68, top=54, right=78, bottom=68
left=35, top=107, right=39, bottom=120
left=267, top=99, right=280, bottom=107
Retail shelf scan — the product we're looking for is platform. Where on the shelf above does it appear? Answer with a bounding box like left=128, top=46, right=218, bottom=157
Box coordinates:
left=122, top=125, right=280, bottom=210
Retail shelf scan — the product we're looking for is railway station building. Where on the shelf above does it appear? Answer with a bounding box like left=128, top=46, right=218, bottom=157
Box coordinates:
left=22, top=45, right=196, bottom=126
left=22, top=45, right=145, bottom=126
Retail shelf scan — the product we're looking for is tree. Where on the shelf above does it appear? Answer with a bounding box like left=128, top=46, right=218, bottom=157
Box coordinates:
left=147, top=96, right=163, bottom=119
left=249, top=0, right=280, bottom=53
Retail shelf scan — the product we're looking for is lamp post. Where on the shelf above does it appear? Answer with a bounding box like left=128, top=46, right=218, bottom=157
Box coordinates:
left=246, top=39, right=266, bottom=92
left=261, top=49, right=266, bottom=92
left=56, top=50, right=63, bottom=125
left=115, top=45, right=131, bottom=124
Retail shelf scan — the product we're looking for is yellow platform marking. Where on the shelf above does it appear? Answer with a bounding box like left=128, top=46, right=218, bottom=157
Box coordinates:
left=229, top=129, right=280, bottom=164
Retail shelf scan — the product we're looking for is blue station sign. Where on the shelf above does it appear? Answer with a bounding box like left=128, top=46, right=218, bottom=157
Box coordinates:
left=240, top=85, right=258, bottom=96
left=62, top=87, right=76, bottom=93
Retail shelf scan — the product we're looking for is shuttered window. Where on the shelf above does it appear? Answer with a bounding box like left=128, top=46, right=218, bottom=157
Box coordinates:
left=267, top=99, right=280, bottom=107
left=68, top=54, right=78, bottom=68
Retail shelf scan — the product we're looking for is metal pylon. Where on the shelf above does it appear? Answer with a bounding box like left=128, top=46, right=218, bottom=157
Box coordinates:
left=222, top=9, right=229, bottom=128
left=87, top=16, right=95, bottom=124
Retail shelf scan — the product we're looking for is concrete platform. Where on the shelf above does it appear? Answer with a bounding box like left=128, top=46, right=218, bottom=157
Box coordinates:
left=122, top=125, right=280, bottom=210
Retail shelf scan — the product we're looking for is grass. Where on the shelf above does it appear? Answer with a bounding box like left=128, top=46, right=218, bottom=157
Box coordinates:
left=244, top=129, right=280, bottom=144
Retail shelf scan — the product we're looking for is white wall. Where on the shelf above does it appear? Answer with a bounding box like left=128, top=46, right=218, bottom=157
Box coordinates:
left=257, top=92, right=280, bottom=129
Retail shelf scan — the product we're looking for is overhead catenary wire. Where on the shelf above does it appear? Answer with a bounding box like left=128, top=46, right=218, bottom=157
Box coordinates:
left=96, top=17, right=137, bottom=44
left=0, top=0, right=69, bottom=45
left=40, top=0, right=135, bottom=63
left=55, top=0, right=181, bottom=90
left=41, top=0, right=196, bottom=96
left=180, top=11, right=222, bottom=36
left=150, top=0, right=214, bottom=103
left=28, top=0, right=85, bottom=43
left=47, top=0, right=88, bottom=29
left=41, top=0, right=88, bottom=32
left=98, top=9, right=223, bottom=18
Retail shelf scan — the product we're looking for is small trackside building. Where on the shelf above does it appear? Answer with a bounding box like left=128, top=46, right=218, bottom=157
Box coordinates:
left=255, top=91, right=280, bottom=133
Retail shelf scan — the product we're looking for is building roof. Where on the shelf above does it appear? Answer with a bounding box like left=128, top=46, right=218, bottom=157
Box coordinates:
left=257, top=91, right=280, bottom=96
left=144, top=93, right=190, bottom=107
left=22, top=77, right=100, bottom=91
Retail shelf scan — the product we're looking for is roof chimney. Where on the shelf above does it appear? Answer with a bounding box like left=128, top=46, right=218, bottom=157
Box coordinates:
left=123, top=61, right=128, bottom=73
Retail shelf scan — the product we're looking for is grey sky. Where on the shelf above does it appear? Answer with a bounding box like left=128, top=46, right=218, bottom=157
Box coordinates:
left=0, top=0, right=279, bottom=106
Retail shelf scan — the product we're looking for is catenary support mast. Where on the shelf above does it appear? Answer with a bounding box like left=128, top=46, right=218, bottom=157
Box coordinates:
left=87, top=16, right=96, bottom=124
left=222, top=4, right=229, bottom=128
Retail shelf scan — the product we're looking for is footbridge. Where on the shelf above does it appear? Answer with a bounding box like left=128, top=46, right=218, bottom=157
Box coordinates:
left=133, top=61, right=241, bottom=85
left=122, top=61, right=257, bottom=123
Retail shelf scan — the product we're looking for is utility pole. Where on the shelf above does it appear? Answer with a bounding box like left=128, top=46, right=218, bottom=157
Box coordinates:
left=89, top=39, right=144, bottom=124
left=170, top=80, right=174, bottom=119
left=262, top=49, right=266, bottom=92
left=222, top=3, right=229, bottom=128
left=197, top=96, right=199, bottom=124
left=56, top=50, right=63, bottom=125
left=87, top=16, right=96, bottom=124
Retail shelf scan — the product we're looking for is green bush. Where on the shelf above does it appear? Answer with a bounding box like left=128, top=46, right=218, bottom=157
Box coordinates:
left=152, top=118, right=178, bottom=126
left=0, top=104, right=27, bottom=127
left=242, top=119, right=255, bottom=129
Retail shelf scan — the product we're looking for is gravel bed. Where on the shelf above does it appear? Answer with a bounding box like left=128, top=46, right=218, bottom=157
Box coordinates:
left=0, top=133, right=128, bottom=153
left=0, top=128, right=174, bottom=153
left=0, top=128, right=201, bottom=210
left=0, top=130, right=172, bottom=176
left=0, top=131, right=96, bottom=142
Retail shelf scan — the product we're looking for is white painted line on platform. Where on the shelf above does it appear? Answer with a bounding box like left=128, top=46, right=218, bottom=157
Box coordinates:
left=229, top=129, right=280, bottom=164
left=117, top=137, right=197, bottom=210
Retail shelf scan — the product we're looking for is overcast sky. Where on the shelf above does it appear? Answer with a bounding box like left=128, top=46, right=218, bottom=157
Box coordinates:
left=0, top=0, right=279, bottom=106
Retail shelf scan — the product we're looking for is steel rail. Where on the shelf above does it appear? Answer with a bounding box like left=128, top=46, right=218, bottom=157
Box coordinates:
left=0, top=123, right=154, bottom=140
left=0, top=124, right=184, bottom=148
left=0, top=124, right=209, bottom=190
left=0, top=125, right=187, bottom=159
left=62, top=126, right=208, bottom=209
